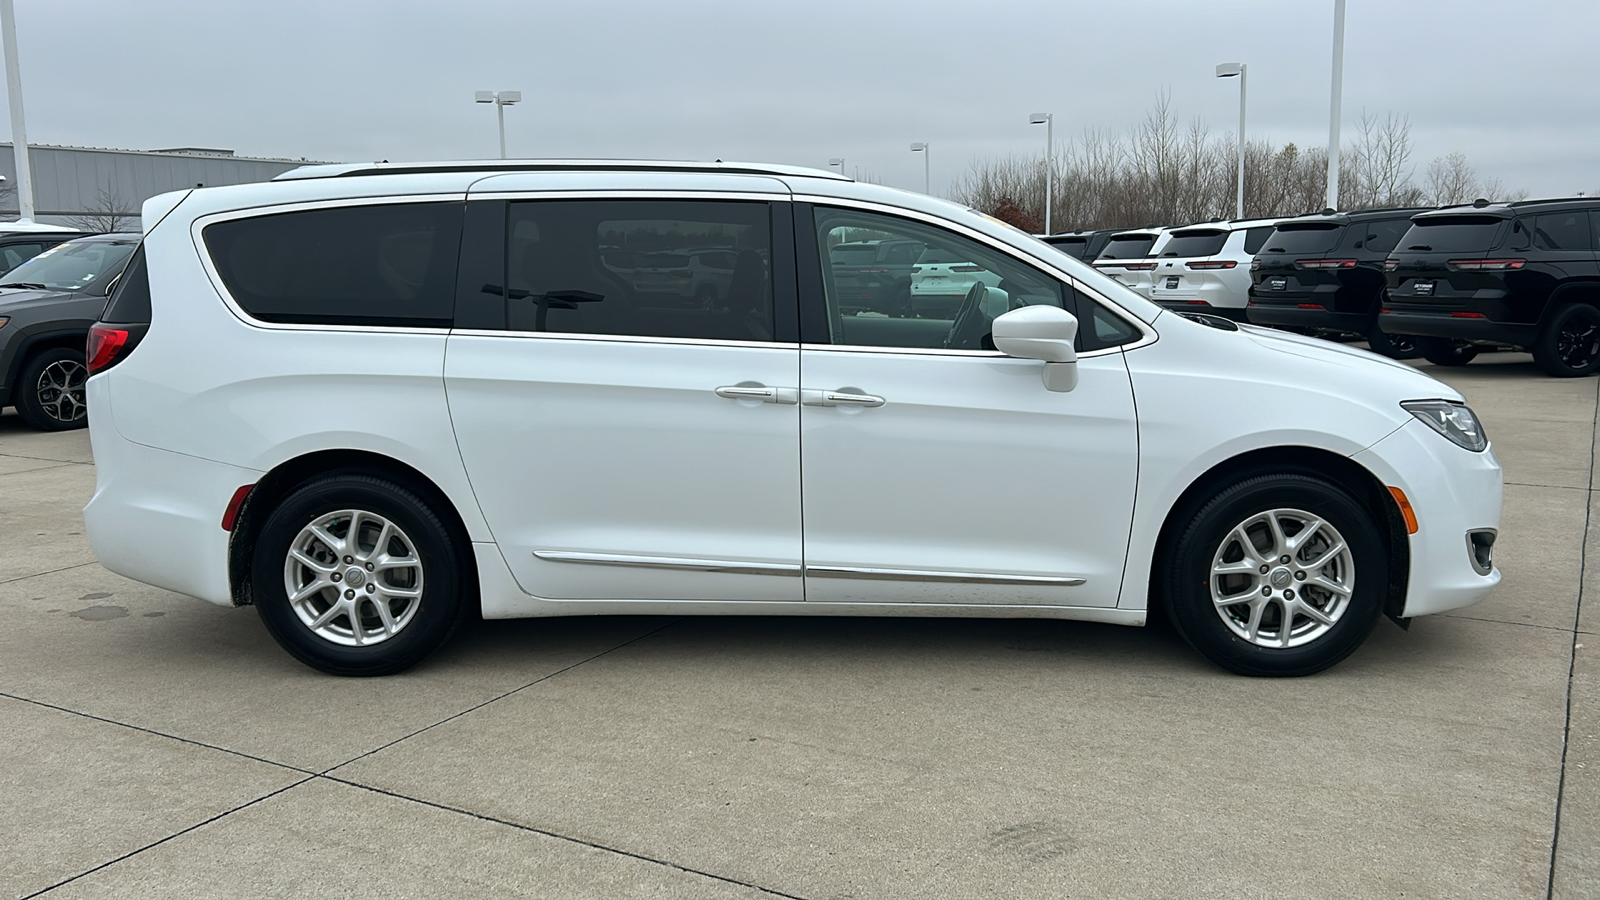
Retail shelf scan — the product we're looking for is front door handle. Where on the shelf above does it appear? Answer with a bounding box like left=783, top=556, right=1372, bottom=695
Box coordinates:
left=802, top=388, right=886, bottom=408
left=715, top=384, right=798, bottom=405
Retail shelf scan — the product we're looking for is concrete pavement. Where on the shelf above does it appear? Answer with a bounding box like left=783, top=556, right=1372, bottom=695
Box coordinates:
left=1, top=352, right=1593, bottom=899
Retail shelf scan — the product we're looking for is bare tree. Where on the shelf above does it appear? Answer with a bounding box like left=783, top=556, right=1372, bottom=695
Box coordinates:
left=1340, top=112, right=1426, bottom=208
left=65, top=185, right=138, bottom=233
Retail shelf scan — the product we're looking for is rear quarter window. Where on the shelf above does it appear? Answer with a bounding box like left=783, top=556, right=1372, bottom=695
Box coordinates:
left=203, top=201, right=464, bottom=326
left=1241, top=227, right=1275, bottom=255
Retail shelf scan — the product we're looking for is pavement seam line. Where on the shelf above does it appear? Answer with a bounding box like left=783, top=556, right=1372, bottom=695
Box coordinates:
left=20, top=775, right=318, bottom=899
left=0, top=691, right=318, bottom=775
left=0, top=461, right=75, bottom=478
left=320, top=775, right=812, bottom=900
left=0, top=450, right=92, bottom=464
left=0, top=561, right=102, bottom=586
left=321, top=618, right=685, bottom=776
left=1544, top=376, right=1597, bottom=900
left=1436, top=614, right=1579, bottom=633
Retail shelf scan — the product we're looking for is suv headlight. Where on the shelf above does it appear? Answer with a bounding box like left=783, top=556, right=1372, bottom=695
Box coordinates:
left=1402, top=400, right=1488, bottom=452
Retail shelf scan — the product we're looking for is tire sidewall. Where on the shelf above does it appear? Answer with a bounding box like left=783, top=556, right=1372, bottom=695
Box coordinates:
left=1165, top=475, right=1386, bottom=677
left=16, top=347, right=89, bottom=431
left=1534, top=303, right=1600, bottom=377
left=252, top=476, right=464, bottom=676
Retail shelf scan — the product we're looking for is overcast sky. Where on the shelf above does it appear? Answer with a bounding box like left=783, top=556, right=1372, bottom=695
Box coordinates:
left=5, top=0, right=1596, bottom=198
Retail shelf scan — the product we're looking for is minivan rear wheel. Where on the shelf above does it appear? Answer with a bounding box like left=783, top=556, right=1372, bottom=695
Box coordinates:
left=1416, top=337, right=1479, bottom=367
left=252, top=474, right=467, bottom=676
left=1533, top=302, right=1600, bottom=377
left=1162, top=473, right=1386, bottom=677
left=14, top=346, right=89, bottom=431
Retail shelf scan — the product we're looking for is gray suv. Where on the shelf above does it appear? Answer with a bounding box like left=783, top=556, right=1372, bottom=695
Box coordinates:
left=0, top=234, right=139, bottom=430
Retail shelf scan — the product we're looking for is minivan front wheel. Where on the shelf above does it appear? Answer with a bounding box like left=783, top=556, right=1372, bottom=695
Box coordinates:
left=252, top=474, right=467, bottom=676
left=15, top=347, right=88, bottom=431
left=1163, top=474, right=1386, bottom=676
left=1533, top=303, right=1600, bottom=377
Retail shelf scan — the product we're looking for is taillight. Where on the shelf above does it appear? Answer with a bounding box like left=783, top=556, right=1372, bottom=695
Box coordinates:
left=1295, top=259, right=1358, bottom=270
left=86, top=325, right=129, bottom=373
left=951, top=265, right=984, bottom=272
left=1451, top=311, right=1488, bottom=318
left=1186, top=260, right=1237, bottom=270
left=1297, top=303, right=1325, bottom=309
left=1250, top=257, right=1262, bottom=271
left=1383, top=259, right=1399, bottom=272
left=1123, top=262, right=1157, bottom=271
left=1450, top=259, right=1525, bottom=271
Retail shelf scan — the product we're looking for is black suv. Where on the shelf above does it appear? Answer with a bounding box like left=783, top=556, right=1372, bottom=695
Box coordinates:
left=1041, top=228, right=1120, bottom=261
left=1244, top=207, right=1428, bottom=358
left=1380, top=199, right=1600, bottom=375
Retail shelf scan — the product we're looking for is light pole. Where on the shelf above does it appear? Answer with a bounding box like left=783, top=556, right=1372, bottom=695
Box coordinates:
left=1327, top=0, right=1346, bottom=210
left=1, top=0, right=34, bottom=222
left=474, top=90, right=522, bottom=159
left=828, top=157, right=845, bottom=178
left=1029, top=113, right=1053, bottom=234
left=909, top=142, right=929, bottom=194
left=1216, top=63, right=1247, bottom=219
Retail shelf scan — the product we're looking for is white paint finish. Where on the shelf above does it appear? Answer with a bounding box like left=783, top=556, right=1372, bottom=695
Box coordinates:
left=445, top=333, right=803, bottom=602
left=799, top=348, right=1137, bottom=608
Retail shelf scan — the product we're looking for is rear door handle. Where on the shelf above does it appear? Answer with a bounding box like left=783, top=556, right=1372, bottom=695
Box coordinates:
left=802, top=388, right=886, bottom=408
left=715, top=384, right=798, bottom=405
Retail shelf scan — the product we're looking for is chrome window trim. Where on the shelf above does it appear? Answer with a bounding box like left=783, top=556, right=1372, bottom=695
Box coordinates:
left=190, top=194, right=466, bottom=334
left=794, top=194, right=1155, bottom=355
left=805, top=565, right=1085, bottom=586
left=468, top=189, right=786, bottom=202
left=534, top=550, right=800, bottom=578
left=451, top=328, right=797, bottom=350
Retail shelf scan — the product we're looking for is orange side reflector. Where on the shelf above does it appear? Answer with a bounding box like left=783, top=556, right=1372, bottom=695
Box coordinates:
left=1388, top=486, right=1418, bottom=534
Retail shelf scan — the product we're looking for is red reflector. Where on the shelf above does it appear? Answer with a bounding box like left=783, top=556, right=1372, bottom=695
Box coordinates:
left=1250, top=257, right=1262, bottom=270
left=86, top=326, right=129, bottom=373
left=1450, top=259, right=1525, bottom=271
left=1186, top=260, right=1238, bottom=269
left=1380, top=308, right=1392, bottom=313
left=1295, top=259, right=1358, bottom=270
left=1297, top=303, right=1325, bottom=309
left=1185, top=300, right=1208, bottom=305
left=221, top=484, right=255, bottom=532
left=1451, top=311, right=1488, bottom=318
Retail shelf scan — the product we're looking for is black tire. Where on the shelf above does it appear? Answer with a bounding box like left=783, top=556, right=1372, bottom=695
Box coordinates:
left=1365, top=325, right=1421, bottom=360
left=1161, top=473, right=1386, bottom=677
left=14, top=346, right=89, bottom=431
left=252, top=473, right=468, bottom=676
left=1416, top=336, right=1479, bottom=367
left=1532, top=302, right=1600, bottom=377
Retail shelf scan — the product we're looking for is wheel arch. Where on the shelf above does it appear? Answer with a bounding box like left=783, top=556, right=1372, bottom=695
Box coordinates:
left=2, top=328, right=88, bottom=406
left=227, top=448, right=480, bottom=610
left=1147, top=444, right=1411, bottom=622
left=1534, top=279, right=1600, bottom=330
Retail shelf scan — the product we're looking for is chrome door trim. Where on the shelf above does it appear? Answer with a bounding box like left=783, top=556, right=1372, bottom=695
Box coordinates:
left=805, top=565, right=1085, bottom=586
left=534, top=550, right=801, bottom=577
left=450, top=328, right=799, bottom=350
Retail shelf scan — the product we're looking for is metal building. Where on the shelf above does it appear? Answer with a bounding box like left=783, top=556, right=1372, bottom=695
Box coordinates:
left=0, top=144, right=318, bottom=229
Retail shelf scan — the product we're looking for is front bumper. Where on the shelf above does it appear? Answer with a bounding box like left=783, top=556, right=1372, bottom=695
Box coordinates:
left=1352, top=419, right=1502, bottom=617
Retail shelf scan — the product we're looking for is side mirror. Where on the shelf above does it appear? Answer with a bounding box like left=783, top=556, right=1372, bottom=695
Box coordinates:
left=992, top=305, right=1079, bottom=392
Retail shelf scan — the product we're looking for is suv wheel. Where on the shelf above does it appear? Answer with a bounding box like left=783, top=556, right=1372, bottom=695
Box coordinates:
left=1417, top=337, right=1479, bottom=367
left=252, top=474, right=468, bottom=676
left=1365, top=326, right=1421, bottom=360
left=1533, top=302, right=1600, bottom=377
left=1162, top=473, right=1385, bottom=677
left=15, top=347, right=89, bottom=431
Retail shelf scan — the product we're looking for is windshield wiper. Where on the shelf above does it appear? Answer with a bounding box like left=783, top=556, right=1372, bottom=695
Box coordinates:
left=0, top=282, right=50, bottom=290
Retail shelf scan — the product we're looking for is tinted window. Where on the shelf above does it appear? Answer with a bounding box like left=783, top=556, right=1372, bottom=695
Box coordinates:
left=1098, top=234, right=1157, bottom=260
left=1, top=237, right=137, bottom=293
left=102, top=246, right=150, bottom=324
left=830, top=244, right=879, bottom=263
left=1592, top=212, right=1600, bottom=251
left=1397, top=216, right=1504, bottom=253
left=0, top=242, right=44, bottom=274
left=1241, top=227, right=1275, bottom=255
left=506, top=199, right=773, bottom=341
left=1160, top=229, right=1228, bottom=258
left=205, top=202, right=463, bottom=326
left=1043, top=236, right=1089, bottom=258
left=1533, top=212, right=1592, bottom=251
left=1261, top=223, right=1343, bottom=254
left=1361, top=219, right=1411, bottom=254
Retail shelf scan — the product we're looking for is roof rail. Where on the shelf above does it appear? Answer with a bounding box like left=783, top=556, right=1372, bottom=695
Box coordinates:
left=272, top=158, right=850, bottom=182
left=1508, top=196, right=1594, bottom=208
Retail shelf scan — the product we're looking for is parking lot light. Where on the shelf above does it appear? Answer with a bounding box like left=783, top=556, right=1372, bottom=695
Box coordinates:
left=475, top=90, right=521, bottom=159
left=910, top=143, right=929, bottom=194
left=1029, top=113, right=1052, bottom=234
left=1216, top=63, right=1246, bottom=218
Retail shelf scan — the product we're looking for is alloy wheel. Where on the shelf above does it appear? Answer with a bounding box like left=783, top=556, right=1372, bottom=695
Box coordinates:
left=36, top=359, right=87, bottom=424
left=282, top=509, right=425, bottom=646
left=1556, top=310, right=1600, bottom=368
left=1209, top=507, right=1355, bottom=649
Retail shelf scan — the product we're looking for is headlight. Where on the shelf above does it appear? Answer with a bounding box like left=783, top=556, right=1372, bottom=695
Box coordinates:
left=1402, top=400, right=1488, bottom=452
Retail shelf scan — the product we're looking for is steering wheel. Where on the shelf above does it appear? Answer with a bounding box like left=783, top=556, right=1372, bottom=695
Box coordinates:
left=944, top=280, right=992, bottom=350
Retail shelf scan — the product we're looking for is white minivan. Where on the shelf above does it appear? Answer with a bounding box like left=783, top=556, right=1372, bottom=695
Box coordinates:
left=83, top=160, right=1502, bottom=677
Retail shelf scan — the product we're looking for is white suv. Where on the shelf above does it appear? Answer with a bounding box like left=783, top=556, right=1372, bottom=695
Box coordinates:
left=84, top=160, right=1502, bottom=678
left=1090, top=227, right=1171, bottom=298
left=1146, top=218, right=1281, bottom=320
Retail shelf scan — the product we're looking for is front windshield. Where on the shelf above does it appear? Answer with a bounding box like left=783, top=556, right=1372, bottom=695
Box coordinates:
left=0, top=239, right=138, bottom=292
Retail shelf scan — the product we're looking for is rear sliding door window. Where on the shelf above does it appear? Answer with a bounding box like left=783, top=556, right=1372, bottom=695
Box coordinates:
left=504, top=199, right=774, bottom=342
left=204, top=202, right=463, bottom=327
